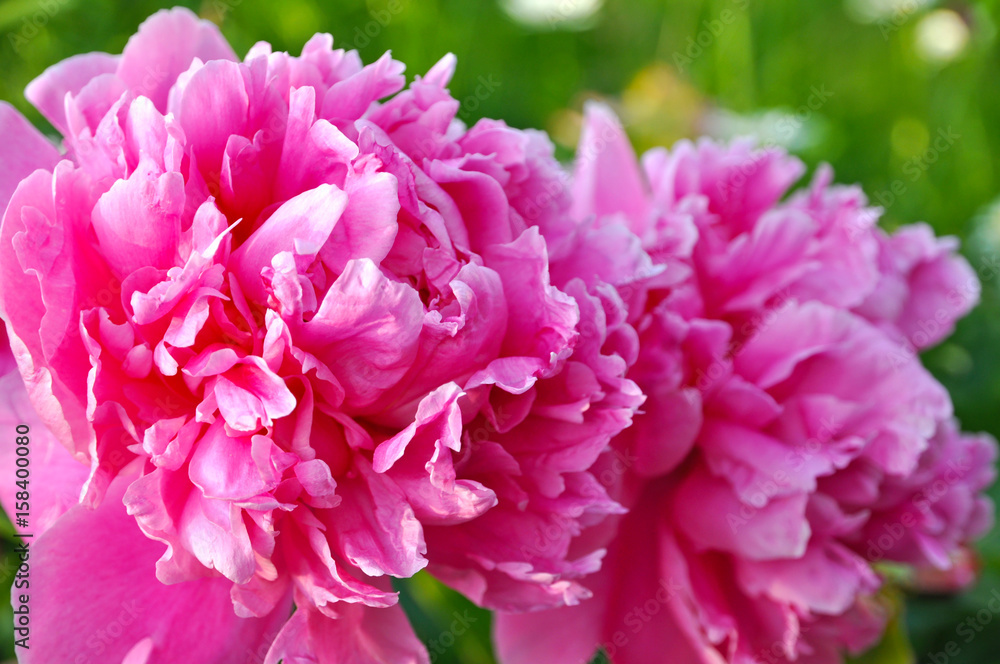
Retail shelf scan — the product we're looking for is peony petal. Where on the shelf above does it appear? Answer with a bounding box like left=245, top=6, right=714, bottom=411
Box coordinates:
left=19, top=472, right=290, bottom=664
left=482, top=227, right=579, bottom=365
left=494, top=599, right=605, bottom=664
left=117, top=7, right=237, bottom=112
left=0, top=360, right=88, bottom=533
left=320, top=51, right=406, bottom=122
left=188, top=419, right=269, bottom=501
left=24, top=52, right=119, bottom=134
left=857, top=224, right=979, bottom=349
left=0, top=167, right=98, bottom=461
left=92, top=166, right=184, bottom=276
left=212, top=357, right=296, bottom=432
left=178, top=59, right=250, bottom=185
left=625, top=385, right=701, bottom=478
left=295, top=258, right=423, bottom=411
left=323, top=457, right=427, bottom=578
left=232, top=183, right=348, bottom=304
left=674, top=463, right=810, bottom=561
left=273, top=86, right=358, bottom=200
left=0, top=103, right=60, bottom=214
left=265, top=602, right=428, bottom=664
left=736, top=543, right=878, bottom=616
left=571, top=102, right=650, bottom=230
left=321, top=170, right=400, bottom=273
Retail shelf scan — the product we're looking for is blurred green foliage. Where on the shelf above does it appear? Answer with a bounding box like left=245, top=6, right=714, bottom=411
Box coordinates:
left=2, top=0, right=1000, bottom=662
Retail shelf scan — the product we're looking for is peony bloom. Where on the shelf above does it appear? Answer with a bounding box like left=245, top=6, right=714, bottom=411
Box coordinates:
left=0, top=10, right=645, bottom=662
left=494, top=104, right=996, bottom=664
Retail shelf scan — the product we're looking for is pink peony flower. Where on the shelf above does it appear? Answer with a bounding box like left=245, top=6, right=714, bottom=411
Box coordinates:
left=494, top=104, right=996, bottom=664
left=0, top=10, right=645, bottom=662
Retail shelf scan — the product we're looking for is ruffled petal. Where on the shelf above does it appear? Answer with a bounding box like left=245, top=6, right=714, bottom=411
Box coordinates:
left=20, top=472, right=290, bottom=663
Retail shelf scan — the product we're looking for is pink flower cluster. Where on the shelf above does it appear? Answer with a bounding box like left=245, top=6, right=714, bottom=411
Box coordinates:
left=0, top=8, right=644, bottom=662
left=0, top=9, right=994, bottom=664
left=496, top=105, right=996, bottom=664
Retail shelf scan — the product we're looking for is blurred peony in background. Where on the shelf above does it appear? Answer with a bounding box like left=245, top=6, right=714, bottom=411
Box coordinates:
left=1, top=0, right=1000, bottom=662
